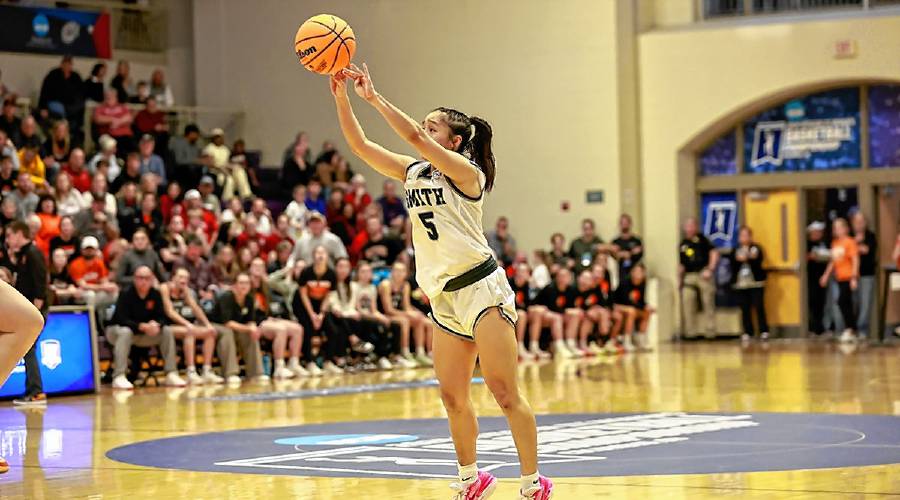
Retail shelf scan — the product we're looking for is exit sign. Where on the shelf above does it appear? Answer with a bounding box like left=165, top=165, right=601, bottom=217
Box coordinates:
left=586, top=190, right=604, bottom=204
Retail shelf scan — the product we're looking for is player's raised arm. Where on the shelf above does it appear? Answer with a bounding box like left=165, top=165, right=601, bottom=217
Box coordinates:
left=345, top=64, right=482, bottom=195
left=330, top=71, right=415, bottom=181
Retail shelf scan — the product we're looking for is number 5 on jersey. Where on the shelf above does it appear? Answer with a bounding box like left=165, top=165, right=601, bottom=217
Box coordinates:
left=418, top=212, right=439, bottom=240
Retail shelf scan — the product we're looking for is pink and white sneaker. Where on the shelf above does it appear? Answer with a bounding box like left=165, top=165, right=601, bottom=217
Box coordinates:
left=520, top=475, right=554, bottom=499
left=450, top=470, right=498, bottom=500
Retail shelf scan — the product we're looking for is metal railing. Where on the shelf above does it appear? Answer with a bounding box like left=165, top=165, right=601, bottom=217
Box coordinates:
left=702, top=0, right=900, bottom=19
left=82, top=102, right=245, bottom=153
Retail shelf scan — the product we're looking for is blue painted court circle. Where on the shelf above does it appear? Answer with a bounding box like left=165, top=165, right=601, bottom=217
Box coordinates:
left=106, top=412, right=900, bottom=479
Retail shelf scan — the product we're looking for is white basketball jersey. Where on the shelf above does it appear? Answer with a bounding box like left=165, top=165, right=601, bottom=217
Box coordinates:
left=404, top=160, right=493, bottom=298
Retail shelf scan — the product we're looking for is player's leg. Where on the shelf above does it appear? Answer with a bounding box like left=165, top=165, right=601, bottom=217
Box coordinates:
left=475, top=308, right=551, bottom=496
left=0, top=281, right=44, bottom=388
left=635, top=308, right=654, bottom=351
left=432, top=326, right=480, bottom=481
left=197, top=324, right=218, bottom=373
left=212, top=324, right=240, bottom=383
left=515, top=308, right=535, bottom=361
left=410, top=310, right=433, bottom=366
left=563, top=308, right=584, bottom=356
left=170, top=325, right=202, bottom=384
left=526, top=306, right=550, bottom=358
left=259, top=319, right=293, bottom=379
left=618, top=305, right=638, bottom=352
left=389, top=314, right=415, bottom=368
left=281, top=320, right=308, bottom=376
left=541, top=310, right=571, bottom=358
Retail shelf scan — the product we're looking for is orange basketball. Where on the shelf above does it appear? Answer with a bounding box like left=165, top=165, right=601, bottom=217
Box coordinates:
left=294, top=14, right=356, bottom=75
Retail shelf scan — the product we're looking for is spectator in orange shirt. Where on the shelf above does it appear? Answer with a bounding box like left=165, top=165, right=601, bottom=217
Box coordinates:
left=34, top=195, right=61, bottom=258
left=819, top=218, right=859, bottom=343
left=68, top=235, right=119, bottom=309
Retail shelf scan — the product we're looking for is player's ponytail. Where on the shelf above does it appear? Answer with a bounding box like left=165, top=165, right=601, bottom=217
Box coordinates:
left=433, top=107, right=496, bottom=192
left=468, top=116, right=495, bottom=192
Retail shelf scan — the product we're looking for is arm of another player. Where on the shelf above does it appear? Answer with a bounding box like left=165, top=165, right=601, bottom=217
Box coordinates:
left=346, top=64, right=481, bottom=189
left=330, top=71, right=415, bottom=181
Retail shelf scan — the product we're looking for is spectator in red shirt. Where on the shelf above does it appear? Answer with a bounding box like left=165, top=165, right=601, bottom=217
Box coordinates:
left=325, top=187, right=345, bottom=225
left=236, top=214, right=280, bottom=255
left=184, top=189, right=218, bottom=240
left=159, top=180, right=182, bottom=224
left=92, top=89, right=134, bottom=153
left=63, top=148, right=91, bottom=193
left=344, top=173, right=371, bottom=214
left=133, top=96, right=169, bottom=154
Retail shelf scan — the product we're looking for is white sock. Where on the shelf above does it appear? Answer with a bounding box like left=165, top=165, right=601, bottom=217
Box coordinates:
left=275, top=358, right=285, bottom=369
left=457, top=462, right=478, bottom=483
left=520, top=471, right=540, bottom=492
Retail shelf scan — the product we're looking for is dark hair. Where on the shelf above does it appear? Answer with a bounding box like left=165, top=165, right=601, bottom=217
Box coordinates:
left=432, top=107, right=496, bottom=191
left=37, top=194, right=56, bottom=215
left=185, top=234, right=204, bottom=247
left=7, top=220, right=31, bottom=239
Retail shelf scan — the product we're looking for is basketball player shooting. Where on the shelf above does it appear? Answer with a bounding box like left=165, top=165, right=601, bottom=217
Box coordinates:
left=0, top=279, right=46, bottom=474
left=329, top=63, right=553, bottom=500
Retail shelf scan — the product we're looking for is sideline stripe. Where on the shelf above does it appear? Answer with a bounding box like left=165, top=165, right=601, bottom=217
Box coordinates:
left=198, top=377, right=485, bottom=403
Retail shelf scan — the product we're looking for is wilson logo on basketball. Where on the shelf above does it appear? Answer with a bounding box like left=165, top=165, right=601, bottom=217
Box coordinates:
left=297, top=46, right=317, bottom=59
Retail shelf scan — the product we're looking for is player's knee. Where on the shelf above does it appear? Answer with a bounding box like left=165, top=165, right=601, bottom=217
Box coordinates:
left=486, top=379, right=519, bottom=412
left=439, top=388, right=469, bottom=414
left=21, top=306, right=44, bottom=341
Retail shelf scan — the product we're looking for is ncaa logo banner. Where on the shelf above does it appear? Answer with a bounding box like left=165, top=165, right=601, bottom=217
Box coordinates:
left=700, top=193, right=738, bottom=249
left=744, top=88, right=860, bottom=173
left=0, top=4, right=111, bottom=58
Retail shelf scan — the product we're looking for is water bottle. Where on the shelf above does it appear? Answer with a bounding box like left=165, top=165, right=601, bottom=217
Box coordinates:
left=262, top=354, right=271, bottom=377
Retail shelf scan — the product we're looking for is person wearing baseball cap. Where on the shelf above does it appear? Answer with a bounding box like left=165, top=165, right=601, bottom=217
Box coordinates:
left=68, top=235, right=119, bottom=311
left=287, top=210, right=348, bottom=265
left=184, top=189, right=219, bottom=240
left=198, top=175, right=221, bottom=213
left=202, top=127, right=252, bottom=202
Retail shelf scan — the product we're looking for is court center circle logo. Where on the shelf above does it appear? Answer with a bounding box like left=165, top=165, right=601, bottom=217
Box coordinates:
left=107, top=412, right=900, bottom=478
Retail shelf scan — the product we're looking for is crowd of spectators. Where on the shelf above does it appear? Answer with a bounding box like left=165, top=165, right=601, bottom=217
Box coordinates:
left=2, top=55, right=661, bottom=395
left=12, top=55, right=893, bottom=397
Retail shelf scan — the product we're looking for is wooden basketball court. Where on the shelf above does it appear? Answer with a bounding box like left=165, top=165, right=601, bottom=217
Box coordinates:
left=1, top=341, right=899, bottom=499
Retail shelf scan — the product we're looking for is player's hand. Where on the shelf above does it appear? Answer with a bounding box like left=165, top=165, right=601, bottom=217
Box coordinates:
left=345, top=63, right=376, bottom=102
left=329, top=71, right=348, bottom=98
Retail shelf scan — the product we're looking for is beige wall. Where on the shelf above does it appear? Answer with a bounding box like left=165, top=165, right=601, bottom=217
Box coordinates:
left=639, top=14, right=900, bottom=339
left=0, top=0, right=194, bottom=107
left=191, top=0, right=631, bottom=254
